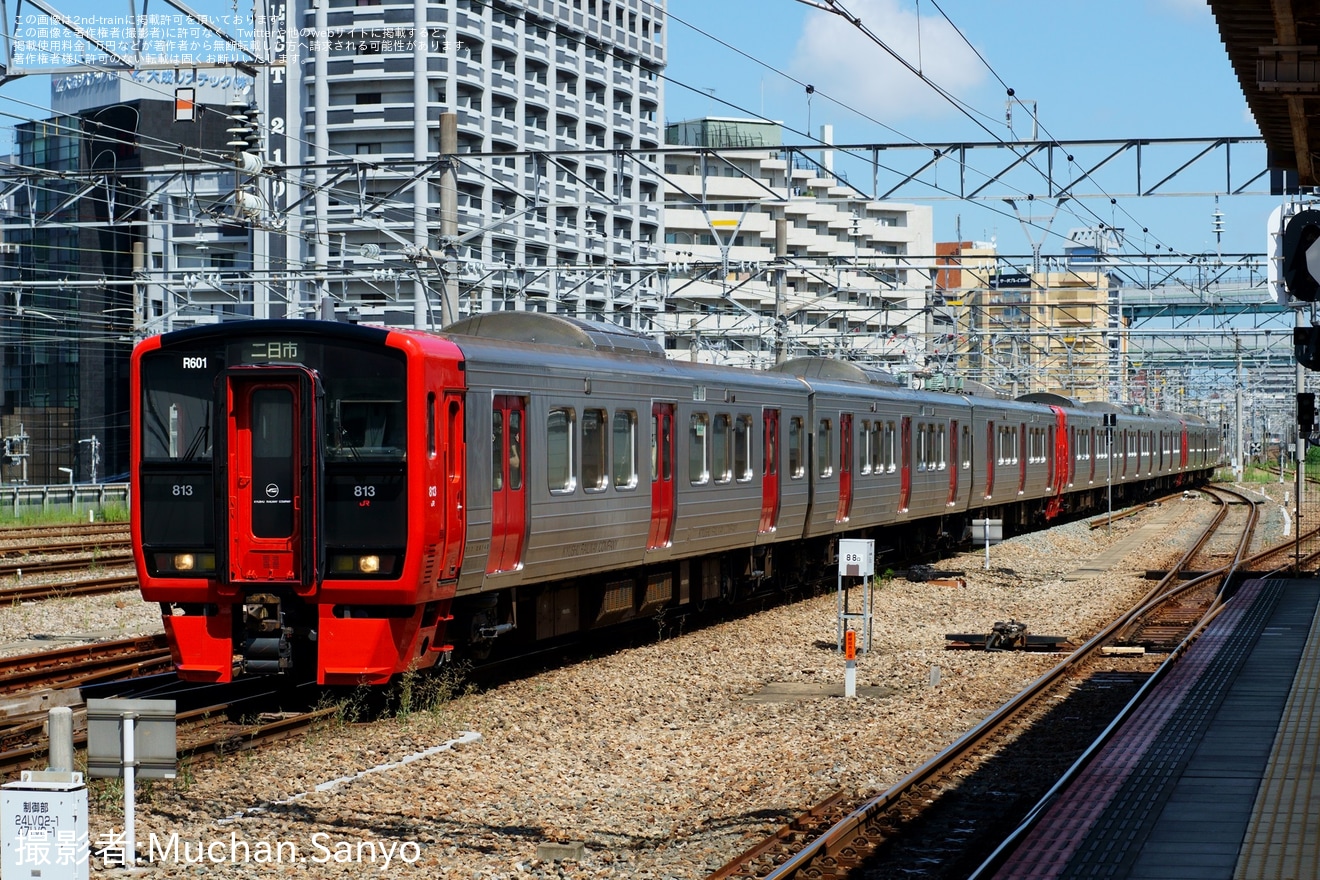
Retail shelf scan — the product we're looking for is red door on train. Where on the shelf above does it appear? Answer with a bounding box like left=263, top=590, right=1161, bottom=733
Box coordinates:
left=899, top=416, right=912, bottom=513
left=648, top=402, right=676, bottom=549
left=948, top=420, right=959, bottom=506
left=759, top=408, right=781, bottom=534
left=837, top=413, right=853, bottom=523
left=487, top=395, right=527, bottom=574
left=225, top=370, right=317, bottom=586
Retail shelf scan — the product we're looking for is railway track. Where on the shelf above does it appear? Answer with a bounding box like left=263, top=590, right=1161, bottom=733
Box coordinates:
left=0, top=635, right=172, bottom=695
left=707, top=484, right=1260, bottom=880
left=0, top=573, right=137, bottom=602
left=0, top=522, right=128, bottom=554
left=0, top=550, right=133, bottom=577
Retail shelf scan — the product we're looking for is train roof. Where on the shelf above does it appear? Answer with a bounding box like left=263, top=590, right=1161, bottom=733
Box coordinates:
left=442, top=312, right=665, bottom=358
left=146, top=318, right=393, bottom=348
left=768, top=357, right=904, bottom=387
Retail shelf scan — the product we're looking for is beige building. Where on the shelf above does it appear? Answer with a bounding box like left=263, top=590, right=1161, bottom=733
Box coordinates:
left=937, top=236, right=1127, bottom=402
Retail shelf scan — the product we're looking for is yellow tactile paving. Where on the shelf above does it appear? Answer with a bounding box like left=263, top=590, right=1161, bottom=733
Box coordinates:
left=1235, top=592, right=1320, bottom=880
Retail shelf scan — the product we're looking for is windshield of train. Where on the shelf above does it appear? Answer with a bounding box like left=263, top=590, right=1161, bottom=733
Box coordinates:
left=139, top=336, right=408, bottom=462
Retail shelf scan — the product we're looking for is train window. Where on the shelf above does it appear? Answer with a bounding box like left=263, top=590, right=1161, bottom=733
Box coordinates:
left=961, top=425, right=971, bottom=469
left=871, top=422, right=884, bottom=473
left=735, top=415, right=753, bottom=481
left=509, top=410, right=523, bottom=490
left=916, top=425, right=927, bottom=472
left=937, top=424, right=947, bottom=470
left=788, top=417, right=805, bottom=479
left=427, top=393, right=437, bottom=459
left=582, top=408, right=608, bottom=492
left=492, top=410, right=504, bottom=491
left=817, top=418, right=833, bottom=478
left=612, top=410, right=637, bottom=490
left=140, top=358, right=213, bottom=462
left=689, top=413, right=710, bottom=485
left=652, top=410, right=673, bottom=483
left=859, top=421, right=872, bottom=475
left=547, top=407, right=576, bottom=493
left=328, top=397, right=406, bottom=461
left=883, top=421, right=896, bottom=472
left=712, top=414, right=732, bottom=484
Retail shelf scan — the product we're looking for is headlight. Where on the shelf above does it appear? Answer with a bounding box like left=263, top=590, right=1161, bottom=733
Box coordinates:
left=328, top=553, right=396, bottom=576
left=153, top=551, right=216, bottom=574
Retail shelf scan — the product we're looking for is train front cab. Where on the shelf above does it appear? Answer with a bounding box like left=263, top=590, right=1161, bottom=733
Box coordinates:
left=132, top=322, right=465, bottom=685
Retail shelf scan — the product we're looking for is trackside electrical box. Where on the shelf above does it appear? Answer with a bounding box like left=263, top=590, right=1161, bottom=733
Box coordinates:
left=1, top=771, right=88, bottom=880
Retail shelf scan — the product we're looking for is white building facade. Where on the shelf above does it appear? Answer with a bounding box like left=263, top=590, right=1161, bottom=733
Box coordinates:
left=266, top=0, right=666, bottom=326
left=657, top=119, right=935, bottom=371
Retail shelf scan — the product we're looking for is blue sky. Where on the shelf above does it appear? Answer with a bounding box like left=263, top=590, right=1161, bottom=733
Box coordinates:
left=663, top=0, right=1274, bottom=263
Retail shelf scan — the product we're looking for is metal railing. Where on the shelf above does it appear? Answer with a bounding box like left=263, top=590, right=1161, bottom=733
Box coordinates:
left=0, top=482, right=130, bottom=518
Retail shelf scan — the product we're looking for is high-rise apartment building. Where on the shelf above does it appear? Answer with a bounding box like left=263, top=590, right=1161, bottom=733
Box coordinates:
left=267, top=0, right=666, bottom=326
left=657, top=118, right=934, bottom=369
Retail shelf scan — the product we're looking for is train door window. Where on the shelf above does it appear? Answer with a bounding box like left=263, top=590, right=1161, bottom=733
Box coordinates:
left=872, top=422, right=884, bottom=472
left=651, top=408, right=672, bottom=482
left=712, top=414, right=731, bottom=483
left=937, top=424, right=947, bottom=470
left=547, top=407, right=576, bottom=493
left=961, top=424, right=971, bottom=469
left=492, top=409, right=505, bottom=491
left=689, top=413, right=710, bottom=485
left=508, top=409, right=523, bottom=490
left=612, top=410, right=637, bottom=490
left=250, top=388, right=295, bottom=538
left=426, top=392, right=437, bottom=459
left=582, top=408, right=608, bottom=492
left=788, top=416, right=805, bottom=479
left=817, top=418, right=834, bottom=478
left=735, top=415, right=753, bottom=481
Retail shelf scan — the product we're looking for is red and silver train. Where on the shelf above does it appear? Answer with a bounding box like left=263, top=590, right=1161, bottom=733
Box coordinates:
left=130, top=314, right=1221, bottom=684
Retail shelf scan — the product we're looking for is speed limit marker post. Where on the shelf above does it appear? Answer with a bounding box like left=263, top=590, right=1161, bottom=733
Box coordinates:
left=844, top=628, right=857, bottom=698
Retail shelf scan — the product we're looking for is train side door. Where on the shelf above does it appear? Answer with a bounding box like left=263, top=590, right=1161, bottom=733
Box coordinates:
left=441, top=392, right=465, bottom=579
left=648, top=402, right=675, bottom=549
left=1018, top=422, right=1028, bottom=494
left=899, top=416, right=912, bottom=513
left=985, top=421, right=995, bottom=499
left=837, top=413, right=853, bottom=523
left=487, top=395, right=527, bottom=574
left=947, top=420, right=959, bottom=506
left=225, top=369, right=319, bottom=587
left=1089, top=427, right=1097, bottom=483
left=759, top=408, right=781, bottom=534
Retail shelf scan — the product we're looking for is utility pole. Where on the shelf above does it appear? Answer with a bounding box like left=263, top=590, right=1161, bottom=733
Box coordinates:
left=1235, top=332, right=1245, bottom=478
left=439, top=112, right=460, bottom=327
left=774, top=214, right=787, bottom=364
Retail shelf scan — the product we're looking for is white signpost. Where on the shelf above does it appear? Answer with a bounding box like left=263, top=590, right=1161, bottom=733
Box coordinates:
left=836, top=538, right=875, bottom=655
left=972, top=518, right=1003, bottom=570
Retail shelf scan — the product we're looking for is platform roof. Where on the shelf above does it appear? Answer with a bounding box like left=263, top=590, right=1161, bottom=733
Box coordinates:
left=1211, top=1, right=1320, bottom=186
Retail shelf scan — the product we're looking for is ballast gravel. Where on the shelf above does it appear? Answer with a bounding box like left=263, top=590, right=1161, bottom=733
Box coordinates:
left=14, top=490, right=1271, bottom=877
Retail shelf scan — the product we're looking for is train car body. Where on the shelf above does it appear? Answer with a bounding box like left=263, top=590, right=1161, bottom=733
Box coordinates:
left=130, top=316, right=1219, bottom=685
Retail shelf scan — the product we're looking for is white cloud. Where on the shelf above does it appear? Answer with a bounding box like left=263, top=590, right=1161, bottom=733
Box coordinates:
left=1156, top=0, right=1212, bottom=20
left=787, top=0, right=987, bottom=125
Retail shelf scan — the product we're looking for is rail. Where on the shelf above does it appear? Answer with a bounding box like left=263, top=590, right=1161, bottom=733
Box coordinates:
left=712, top=485, right=1256, bottom=880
